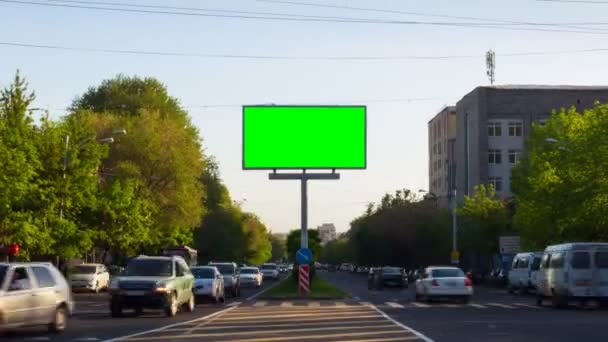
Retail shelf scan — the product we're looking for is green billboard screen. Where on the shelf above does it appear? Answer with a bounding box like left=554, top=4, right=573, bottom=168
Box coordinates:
left=243, top=105, right=366, bottom=169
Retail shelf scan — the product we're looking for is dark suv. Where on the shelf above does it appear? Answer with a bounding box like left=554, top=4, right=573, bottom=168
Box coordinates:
left=109, top=255, right=195, bottom=317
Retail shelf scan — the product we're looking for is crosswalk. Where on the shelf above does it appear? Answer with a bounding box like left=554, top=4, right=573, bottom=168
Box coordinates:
left=236, top=300, right=542, bottom=311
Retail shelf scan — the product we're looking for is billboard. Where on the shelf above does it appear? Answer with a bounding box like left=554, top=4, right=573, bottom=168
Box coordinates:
left=243, top=105, right=366, bottom=170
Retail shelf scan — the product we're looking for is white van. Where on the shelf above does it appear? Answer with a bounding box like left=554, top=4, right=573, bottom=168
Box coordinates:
left=508, top=252, right=542, bottom=293
left=536, top=242, right=608, bottom=308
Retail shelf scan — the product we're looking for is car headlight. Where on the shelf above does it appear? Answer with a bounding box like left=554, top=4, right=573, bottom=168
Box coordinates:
left=155, top=282, right=171, bottom=293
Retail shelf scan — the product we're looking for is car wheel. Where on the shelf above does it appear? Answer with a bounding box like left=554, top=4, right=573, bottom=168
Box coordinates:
left=415, top=293, right=421, bottom=301
left=536, top=295, right=544, bottom=307
left=183, top=293, right=195, bottom=313
left=165, top=293, right=178, bottom=317
left=134, top=307, right=143, bottom=316
left=461, top=296, right=470, bottom=304
left=48, top=306, right=67, bottom=333
left=110, top=300, right=123, bottom=318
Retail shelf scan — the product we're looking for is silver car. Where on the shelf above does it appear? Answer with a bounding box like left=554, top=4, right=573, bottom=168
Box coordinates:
left=0, top=262, right=74, bottom=333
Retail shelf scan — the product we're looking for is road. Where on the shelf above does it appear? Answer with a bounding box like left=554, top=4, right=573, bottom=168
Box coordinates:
left=321, top=271, right=608, bottom=342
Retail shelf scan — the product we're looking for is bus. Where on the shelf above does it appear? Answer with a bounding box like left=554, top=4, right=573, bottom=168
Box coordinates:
left=162, top=245, right=198, bottom=267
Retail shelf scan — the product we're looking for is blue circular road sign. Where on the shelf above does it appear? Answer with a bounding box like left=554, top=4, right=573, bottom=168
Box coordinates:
left=296, top=248, right=313, bottom=265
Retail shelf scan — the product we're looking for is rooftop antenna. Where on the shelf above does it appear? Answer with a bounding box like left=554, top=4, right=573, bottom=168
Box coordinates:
left=486, top=50, right=496, bottom=85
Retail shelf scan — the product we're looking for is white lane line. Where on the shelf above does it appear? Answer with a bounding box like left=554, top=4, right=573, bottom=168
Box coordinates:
left=245, top=277, right=286, bottom=301
left=411, top=302, right=431, bottom=308
left=253, top=301, right=267, bottom=307
left=368, top=303, right=435, bottom=342
left=440, top=304, right=460, bottom=308
left=360, top=301, right=372, bottom=306
left=486, top=302, right=517, bottom=309
left=386, top=302, right=405, bottom=308
left=280, top=301, right=293, bottom=307
left=334, top=301, right=346, bottom=307
left=468, top=303, right=487, bottom=309
left=513, top=302, right=540, bottom=309
left=228, top=301, right=242, bottom=307
left=308, top=301, right=320, bottom=307
left=101, top=305, right=237, bottom=342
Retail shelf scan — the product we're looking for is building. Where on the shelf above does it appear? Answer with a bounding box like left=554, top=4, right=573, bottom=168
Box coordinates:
left=454, top=85, right=608, bottom=201
left=317, top=223, right=337, bottom=245
left=428, top=106, right=457, bottom=207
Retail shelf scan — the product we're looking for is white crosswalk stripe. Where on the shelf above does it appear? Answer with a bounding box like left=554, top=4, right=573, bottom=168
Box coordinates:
left=411, top=302, right=431, bottom=308
left=228, top=301, right=242, bottom=307
left=360, top=301, right=372, bottom=306
left=386, top=302, right=405, bottom=308
left=468, top=303, right=487, bottom=309
left=308, top=301, right=320, bottom=307
left=486, top=302, right=517, bottom=309
left=334, top=301, right=347, bottom=307
left=280, top=301, right=293, bottom=307
left=253, top=301, right=267, bottom=307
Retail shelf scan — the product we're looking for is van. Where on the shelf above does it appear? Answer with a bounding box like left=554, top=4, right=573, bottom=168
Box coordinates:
left=508, top=252, right=542, bottom=293
left=536, top=242, right=608, bottom=308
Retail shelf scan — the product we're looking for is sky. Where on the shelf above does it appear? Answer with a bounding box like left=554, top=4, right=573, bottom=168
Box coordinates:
left=2, top=0, right=608, bottom=233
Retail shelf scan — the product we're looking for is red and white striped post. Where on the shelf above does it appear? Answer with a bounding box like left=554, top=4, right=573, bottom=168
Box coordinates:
left=299, top=264, right=310, bottom=294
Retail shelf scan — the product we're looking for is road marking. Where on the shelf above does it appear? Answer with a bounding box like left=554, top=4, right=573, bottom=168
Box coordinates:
left=334, top=301, right=346, bottom=307
left=360, top=301, right=372, bottom=306
left=253, top=301, right=267, bottom=307
left=308, top=301, right=320, bottom=307
left=280, top=301, right=293, bottom=307
left=411, top=302, right=431, bottom=308
left=73, top=338, right=101, bottom=341
left=468, top=303, right=487, bottom=309
left=486, top=302, right=517, bottom=309
left=101, top=305, right=237, bottom=342
left=245, top=277, right=285, bottom=301
left=440, top=304, right=460, bottom=308
left=228, top=301, right=242, bottom=306
left=513, top=302, right=540, bottom=309
left=386, top=302, right=405, bottom=308
left=368, top=303, right=435, bottom=342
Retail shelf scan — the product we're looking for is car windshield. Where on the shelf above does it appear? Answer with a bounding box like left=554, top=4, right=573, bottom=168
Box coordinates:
left=72, top=265, right=97, bottom=274
left=211, top=264, right=234, bottom=275
left=431, top=269, right=464, bottom=278
left=383, top=267, right=402, bottom=274
left=0, top=265, right=6, bottom=286
left=191, top=268, right=215, bottom=279
left=261, top=265, right=277, bottom=270
left=125, top=259, right=172, bottom=277
left=240, top=268, right=258, bottom=274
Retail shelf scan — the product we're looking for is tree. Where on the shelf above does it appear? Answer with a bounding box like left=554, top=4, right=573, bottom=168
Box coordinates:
left=455, top=184, right=510, bottom=269
left=270, top=234, right=287, bottom=262
left=286, top=229, right=322, bottom=262
left=512, top=104, right=608, bottom=249
left=321, top=238, right=352, bottom=264
left=241, top=213, right=272, bottom=265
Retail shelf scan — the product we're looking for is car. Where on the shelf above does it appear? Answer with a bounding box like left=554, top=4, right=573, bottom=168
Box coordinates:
left=508, top=252, right=542, bottom=294
left=239, top=267, right=262, bottom=288
left=109, top=255, right=195, bottom=317
left=69, top=263, right=110, bottom=293
left=415, top=266, right=473, bottom=303
left=208, top=262, right=241, bottom=297
left=0, top=262, right=74, bottom=333
left=340, top=263, right=354, bottom=272
left=191, top=266, right=225, bottom=304
left=260, top=263, right=280, bottom=280
left=381, top=267, right=408, bottom=288
left=536, top=242, right=608, bottom=308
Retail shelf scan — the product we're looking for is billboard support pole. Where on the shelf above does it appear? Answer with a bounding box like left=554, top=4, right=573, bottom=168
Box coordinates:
left=269, top=171, right=340, bottom=249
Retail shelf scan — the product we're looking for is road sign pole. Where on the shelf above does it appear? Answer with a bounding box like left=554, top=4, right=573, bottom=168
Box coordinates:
left=299, top=264, right=310, bottom=294
left=301, top=177, right=308, bottom=249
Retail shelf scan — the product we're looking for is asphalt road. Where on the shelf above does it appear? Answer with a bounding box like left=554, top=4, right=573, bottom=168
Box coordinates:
left=321, top=271, right=608, bottom=342
left=1, top=276, right=282, bottom=342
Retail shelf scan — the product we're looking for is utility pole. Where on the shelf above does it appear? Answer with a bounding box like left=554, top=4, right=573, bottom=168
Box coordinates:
left=486, top=50, right=496, bottom=85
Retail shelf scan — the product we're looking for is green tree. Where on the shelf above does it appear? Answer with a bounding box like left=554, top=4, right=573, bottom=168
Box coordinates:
left=270, top=234, right=287, bottom=262
left=286, top=229, right=322, bottom=262
left=241, top=213, right=272, bottom=265
left=321, top=237, right=352, bottom=264
left=512, top=104, right=608, bottom=248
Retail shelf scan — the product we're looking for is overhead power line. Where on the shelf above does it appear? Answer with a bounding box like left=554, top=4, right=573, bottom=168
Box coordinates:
left=1, top=0, right=608, bottom=35
left=3, top=40, right=608, bottom=61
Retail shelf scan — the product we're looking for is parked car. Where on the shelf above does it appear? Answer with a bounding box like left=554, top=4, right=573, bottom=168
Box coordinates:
left=208, top=262, right=240, bottom=297
left=260, top=263, right=280, bottom=281
left=109, top=255, right=195, bottom=317
left=381, top=267, right=408, bottom=288
left=415, top=266, right=473, bottom=303
left=340, top=263, right=354, bottom=272
left=508, top=252, right=542, bottom=294
left=239, top=267, right=262, bottom=288
left=191, top=266, right=225, bottom=304
left=0, top=262, right=74, bottom=333
left=69, top=263, right=110, bottom=293
left=328, top=264, right=337, bottom=272
left=536, top=242, right=608, bottom=308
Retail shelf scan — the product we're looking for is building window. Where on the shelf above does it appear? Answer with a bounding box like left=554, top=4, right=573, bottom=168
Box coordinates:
left=508, top=149, right=522, bottom=164
left=488, top=149, right=502, bottom=164
left=488, top=122, right=502, bottom=137
left=438, top=143, right=442, bottom=155
left=438, top=159, right=442, bottom=170
left=488, top=177, right=503, bottom=192
left=508, top=122, right=523, bottom=136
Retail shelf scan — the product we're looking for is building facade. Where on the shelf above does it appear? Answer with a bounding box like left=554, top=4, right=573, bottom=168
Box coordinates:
left=455, top=85, right=608, bottom=201
left=317, top=223, right=337, bottom=245
left=428, top=106, right=457, bottom=207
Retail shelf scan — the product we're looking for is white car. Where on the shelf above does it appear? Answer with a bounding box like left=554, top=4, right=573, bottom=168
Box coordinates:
left=191, top=266, right=225, bottom=304
left=260, top=263, right=280, bottom=280
left=69, top=263, right=110, bottom=293
left=239, top=267, right=262, bottom=288
left=415, top=266, right=473, bottom=303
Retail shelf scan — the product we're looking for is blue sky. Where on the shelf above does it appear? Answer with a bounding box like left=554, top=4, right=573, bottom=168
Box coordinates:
left=2, top=0, right=608, bottom=233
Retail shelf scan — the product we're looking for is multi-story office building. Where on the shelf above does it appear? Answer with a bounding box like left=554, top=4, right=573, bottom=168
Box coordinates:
left=317, top=223, right=337, bottom=245
left=428, top=106, right=457, bottom=207
left=454, top=85, right=608, bottom=201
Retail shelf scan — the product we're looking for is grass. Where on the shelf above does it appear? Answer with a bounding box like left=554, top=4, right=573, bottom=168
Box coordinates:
left=260, top=276, right=349, bottom=300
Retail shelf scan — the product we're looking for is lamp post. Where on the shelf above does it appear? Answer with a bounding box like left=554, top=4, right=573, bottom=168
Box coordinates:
left=419, top=188, right=459, bottom=264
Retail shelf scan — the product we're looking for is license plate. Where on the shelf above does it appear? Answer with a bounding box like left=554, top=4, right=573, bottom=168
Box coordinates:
left=124, top=291, right=145, bottom=296
left=446, top=282, right=457, bottom=287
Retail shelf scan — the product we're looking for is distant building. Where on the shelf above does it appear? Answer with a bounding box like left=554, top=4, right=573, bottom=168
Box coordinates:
left=428, top=106, right=457, bottom=207
left=317, top=223, right=337, bottom=245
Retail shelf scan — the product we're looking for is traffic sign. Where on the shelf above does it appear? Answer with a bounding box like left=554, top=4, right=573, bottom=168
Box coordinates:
left=296, top=247, right=313, bottom=265
left=299, top=264, right=310, bottom=294
left=451, top=250, right=460, bottom=265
